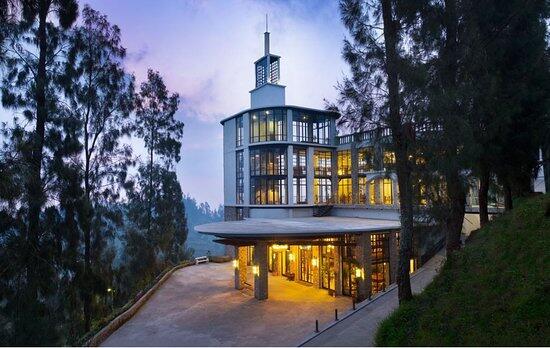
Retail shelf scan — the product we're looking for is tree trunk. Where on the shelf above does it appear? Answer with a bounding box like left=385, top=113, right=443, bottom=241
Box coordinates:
left=381, top=0, right=413, bottom=303
left=504, top=181, right=513, bottom=211
left=479, top=168, right=490, bottom=227
left=445, top=171, right=466, bottom=253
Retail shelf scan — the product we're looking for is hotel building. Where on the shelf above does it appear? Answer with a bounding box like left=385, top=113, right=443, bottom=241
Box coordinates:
left=197, top=29, right=443, bottom=301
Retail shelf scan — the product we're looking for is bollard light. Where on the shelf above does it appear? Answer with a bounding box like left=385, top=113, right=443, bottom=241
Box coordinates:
left=232, top=259, right=238, bottom=269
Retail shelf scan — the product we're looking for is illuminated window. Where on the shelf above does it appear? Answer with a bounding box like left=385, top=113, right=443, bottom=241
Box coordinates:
left=383, top=151, right=396, bottom=167
left=337, top=150, right=351, bottom=176
left=382, top=179, right=393, bottom=205
left=358, top=147, right=374, bottom=173
left=250, top=109, right=286, bottom=143
left=314, top=150, right=332, bottom=177
left=293, top=177, right=307, bottom=204
left=338, top=178, right=352, bottom=204
left=371, top=233, right=390, bottom=293
left=314, top=178, right=332, bottom=204
left=249, top=147, right=287, bottom=176
left=369, top=180, right=376, bottom=204
left=293, top=148, right=307, bottom=176
left=251, top=178, right=287, bottom=204
left=292, top=113, right=331, bottom=144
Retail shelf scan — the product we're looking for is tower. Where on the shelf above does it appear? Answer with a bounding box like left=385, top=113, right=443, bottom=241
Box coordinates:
left=250, top=17, right=286, bottom=108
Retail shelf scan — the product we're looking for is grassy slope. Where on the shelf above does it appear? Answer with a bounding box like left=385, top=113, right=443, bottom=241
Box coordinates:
left=376, top=194, right=550, bottom=346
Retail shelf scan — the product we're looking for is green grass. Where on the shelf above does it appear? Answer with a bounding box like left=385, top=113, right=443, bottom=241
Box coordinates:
left=375, top=194, right=550, bottom=346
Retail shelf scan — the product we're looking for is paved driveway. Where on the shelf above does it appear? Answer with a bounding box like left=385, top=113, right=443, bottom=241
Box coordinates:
left=102, top=262, right=351, bottom=346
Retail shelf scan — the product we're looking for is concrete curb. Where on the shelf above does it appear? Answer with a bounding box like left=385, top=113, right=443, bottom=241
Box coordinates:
left=85, top=261, right=194, bottom=347
left=297, top=267, right=428, bottom=347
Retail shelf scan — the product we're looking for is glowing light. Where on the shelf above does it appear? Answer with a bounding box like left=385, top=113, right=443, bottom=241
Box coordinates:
left=271, top=244, right=288, bottom=251
left=252, top=265, right=259, bottom=276
left=409, top=259, right=416, bottom=274
left=232, top=259, right=238, bottom=269
left=288, top=253, right=294, bottom=262
left=355, top=268, right=363, bottom=279
left=312, top=258, right=318, bottom=267
left=107, top=288, right=112, bottom=293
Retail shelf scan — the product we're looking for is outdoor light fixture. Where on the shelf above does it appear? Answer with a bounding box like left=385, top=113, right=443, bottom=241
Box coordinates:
left=232, top=259, right=238, bottom=269
left=288, top=253, right=294, bottom=262
left=311, top=258, right=318, bottom=267
left=272, top=244, right=288, bottom=251
left=107, top=288, right=112, bottom=293
left=252, top=265, right=259, bottom=276
left=355, top=268, right=363, bottom=279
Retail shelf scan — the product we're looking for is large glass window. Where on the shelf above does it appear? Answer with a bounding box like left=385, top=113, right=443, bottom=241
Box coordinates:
left=236, top=115, right=243, bottom=147
left=313, top=117, right=330, bottom=144
left=314, top=150, right=332, bottom=177
left=293, top=148, right=307, bottom=176
left=371, top=233, right=390, bottom=293
left=236, top=151, right=244, bottom=204
left=293, top=116, right=310, bottom=142
left=299, top=246, right=313, bottom=283
left=383, top=150, right=395, bottom=167
left=382, top=178, right=393, bottom=205
left=292, top=112, right=331, bottom=144
left=337, top=150, right=352, bottom=176
left=338, top=178, right=352, bottom=204
left=321, top=245, right=336, bottom=291
left=368, top=178, right=394, bottom=205
left=250, top=178, right=287, bottom=204
left=250, top=109, right=286, bottom=143
left=249, top=147, right=287, bottom=176
left=358, top=147, right=374, bottom=173
left=293, top=178, right=307, bottom=204
left=314, top=178, right=332, bottom=204
left=358, top=177, right=367, bottom=204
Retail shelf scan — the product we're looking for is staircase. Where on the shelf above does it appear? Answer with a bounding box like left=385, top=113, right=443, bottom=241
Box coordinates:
left=313, top=204, right=333, bottom=217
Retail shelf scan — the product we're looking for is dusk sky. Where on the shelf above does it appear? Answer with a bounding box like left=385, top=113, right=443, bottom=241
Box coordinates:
left=0, top=0, right=349, bottom=207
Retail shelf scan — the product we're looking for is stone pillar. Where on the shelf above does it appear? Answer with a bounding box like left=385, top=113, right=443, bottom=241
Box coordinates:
left=335, top=244, right=343, bottom=296
left=254, top=241, right=269, bottom=300
left=356, top=233, right=372, bottom=301
left=389, top=231, right=398, bottom=284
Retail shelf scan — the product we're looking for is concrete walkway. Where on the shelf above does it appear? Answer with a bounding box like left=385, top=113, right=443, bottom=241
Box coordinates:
left=301, top=251, right=446, bottom=347
left=102, top=262, right=350, bottom=346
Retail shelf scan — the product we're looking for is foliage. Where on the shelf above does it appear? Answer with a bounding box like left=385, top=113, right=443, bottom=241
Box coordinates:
left=376, top=194, right=550, bottom=346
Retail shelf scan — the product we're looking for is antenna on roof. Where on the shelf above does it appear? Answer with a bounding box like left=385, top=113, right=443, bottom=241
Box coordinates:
left=266, top=13, right=268, bottom=32
left=264, top=14, right=270, bottom=55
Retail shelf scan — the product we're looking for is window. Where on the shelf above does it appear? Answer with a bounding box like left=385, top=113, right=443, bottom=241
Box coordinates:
left=382, top=179, right=393, bottom=205
left=358, top=147, right=374, bottom=173
left=293, top=178, right=307, bottom=204
left=358, top=177, right=367, bottom=204
left=250, top=178, right=287, bottom=204
left=338, top=178, right=352, bottom=204
left=236, top=115, right=243, bottom=147
left=250, top=109, right=286, bottom=143
left=371, top=233, right=390, bottom=293
left=249, top=147, right=287, bottom=176
left=383, top=150, right=396, bottom=167
left=314, top=151, right=332, bottom=177
left=337, top=150, right=351, bottom=176
left=236, top=207, right=244, bottom=220
left=236, top=151, right=244, bottom=204
left=293, top=148, right=307, bottom=176
left=314, top=178, right=332, bottom=204
left=292, top=112, right=331, bottom=144
left=369, top=180, right=376, bottom=204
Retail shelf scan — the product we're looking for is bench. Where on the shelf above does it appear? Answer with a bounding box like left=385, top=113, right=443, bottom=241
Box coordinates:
left=195, top=256, right=209, bottom=265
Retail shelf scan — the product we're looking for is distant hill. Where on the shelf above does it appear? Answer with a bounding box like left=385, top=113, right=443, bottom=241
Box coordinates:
left=376, top=194, right=550, bottom=346
left=183, top=195, right=225, bottom=257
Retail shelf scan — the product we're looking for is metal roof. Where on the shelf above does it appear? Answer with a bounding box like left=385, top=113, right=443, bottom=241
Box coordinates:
left=195, top=216, right=401, bottom=239
left=219, top=105, right=340, bottom=125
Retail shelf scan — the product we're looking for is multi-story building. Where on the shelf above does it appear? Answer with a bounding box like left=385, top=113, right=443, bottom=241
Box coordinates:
left=197, top=29, right=441, bottom=301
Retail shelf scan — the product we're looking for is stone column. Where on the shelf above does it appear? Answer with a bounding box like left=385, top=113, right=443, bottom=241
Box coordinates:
left=234, top=246, right=248, bottom=290
left=356, top=233, right=372, bottom=302
left=254, top=241, right=269, bottom=300
left=389, top=231, right=398, bottom=284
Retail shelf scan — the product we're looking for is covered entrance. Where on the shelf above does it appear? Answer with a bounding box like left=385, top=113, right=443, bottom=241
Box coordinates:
left=196, top=216, right=402, bottom=301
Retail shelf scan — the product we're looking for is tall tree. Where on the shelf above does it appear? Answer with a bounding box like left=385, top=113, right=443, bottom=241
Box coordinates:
left=338, top=0, right=416, bottom=302
left=62, top=5, right=134, bottom=331
left=0, top=0, right=77, bottom=342
left=134, top=69, right=183, bottom=233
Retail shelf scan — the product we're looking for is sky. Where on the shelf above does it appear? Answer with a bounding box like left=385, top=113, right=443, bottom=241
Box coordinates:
left=0, top=0, right=349, bottom=207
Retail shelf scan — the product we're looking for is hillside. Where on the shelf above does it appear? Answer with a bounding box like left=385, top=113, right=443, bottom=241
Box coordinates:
left=376, top=194, right=550, bottom=346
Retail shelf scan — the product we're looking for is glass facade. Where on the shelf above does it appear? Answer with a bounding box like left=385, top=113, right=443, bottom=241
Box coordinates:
left=383, top=150, right=396, bottom=167
left=337, top=150, right=352, bottom=176
left=358, top=147, right=374, bottom=173
left=338, top=178, right=352, bottom=204
left=250, top=109, right=286, bottom=143
left=314, top=178, right=332, bottom=204
left=292, top=112, right=331, bottom=144
left=293, top=178, right=307, bottom=204
left=358, top=177, right=367, bottom=204
left=236, top=115, right=243, bottom=147
left=250, top=178, right=287, bottom=204
left=314, top=150, right=332, bottom=177
left=250, top=147, right=287, bottom=176
left=236, top=150, right=244, bottom=204
left=371, top=233, right=390, bottom=293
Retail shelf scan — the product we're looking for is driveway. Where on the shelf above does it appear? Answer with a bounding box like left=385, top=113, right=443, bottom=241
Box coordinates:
left=102, top=262, right=351, bottom=346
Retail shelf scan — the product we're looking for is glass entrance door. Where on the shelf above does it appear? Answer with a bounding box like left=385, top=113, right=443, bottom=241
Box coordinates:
left=321, top=245, right=336, bottom=291
left=299, top=246, right=313, bottom=283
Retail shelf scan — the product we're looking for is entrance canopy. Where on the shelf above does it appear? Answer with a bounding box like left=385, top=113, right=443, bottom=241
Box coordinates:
left=195, top=216, right=401, bottom=239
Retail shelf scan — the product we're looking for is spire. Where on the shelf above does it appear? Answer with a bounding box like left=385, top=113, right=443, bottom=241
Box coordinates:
left=264, top=14, right=270, bottom=56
